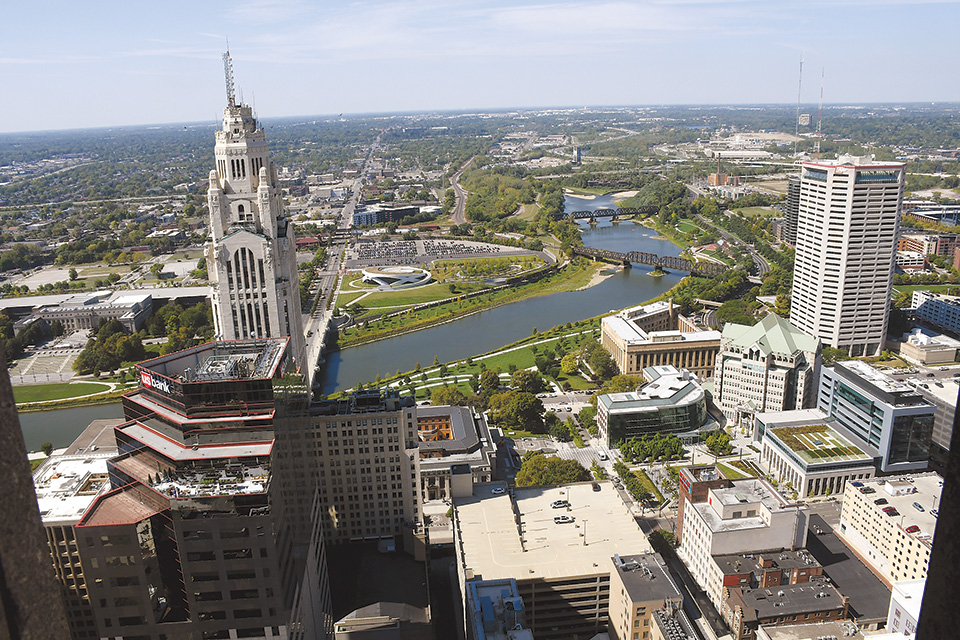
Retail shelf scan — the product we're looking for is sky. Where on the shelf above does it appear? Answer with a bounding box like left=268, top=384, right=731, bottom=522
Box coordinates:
left=2, top=0, right=959, bottom=133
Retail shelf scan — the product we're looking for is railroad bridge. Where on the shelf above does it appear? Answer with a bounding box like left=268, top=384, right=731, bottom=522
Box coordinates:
left=573, top=245, right=727, bottom=277
left=554, top=206, right=659, bottom=221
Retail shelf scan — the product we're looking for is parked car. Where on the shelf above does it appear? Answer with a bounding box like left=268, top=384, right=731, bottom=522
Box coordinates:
left=551, top=500, right=570, bottom=509
left=905, top=525, right=921, bottom=534
left=598, top=452, right=609, bottom=461
left=491, top=487, right=506, bottom=495
left=554, top=515, right=575, bottom=524
left=932, top=509, right=939, bottom=518
left=913, top=502, right=925, bottom=512
left=592, top=483, right=601, bottom=492
left=874, top=498, right=888, bottom=505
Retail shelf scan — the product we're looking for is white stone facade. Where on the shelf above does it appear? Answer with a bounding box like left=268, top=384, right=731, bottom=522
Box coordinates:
left=206, top=56, right=305, bottom=367
left=715, top=313, right=821, bottom=427
left=790, top=155, right=904, bottom=357
left=678, top=478, right=808, bottom=610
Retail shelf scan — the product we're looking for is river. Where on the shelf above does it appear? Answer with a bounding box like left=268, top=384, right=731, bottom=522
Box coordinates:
left=20, top=193, right=683, bottom=450
left=316, top=193, right=682, bottom=394
left=19, top=403, right=126, bottom=453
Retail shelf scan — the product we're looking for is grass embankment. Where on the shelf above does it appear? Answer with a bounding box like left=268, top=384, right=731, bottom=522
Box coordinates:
left=336, top=260, right=600, bottom=349
left=633, top=469, right=664, bottom=503
left=16, top=387, right=133, bottom=413
left=13, top=381, right=112, bottom=403
left=733, top=205, right=779, bottom=218
left=640, top=218, right=695, bottom=251
left=338, top=320, right=604, bottom=399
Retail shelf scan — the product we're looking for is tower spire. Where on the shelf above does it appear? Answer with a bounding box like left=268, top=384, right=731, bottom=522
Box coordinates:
left=223, top=48, right=236, bottom=108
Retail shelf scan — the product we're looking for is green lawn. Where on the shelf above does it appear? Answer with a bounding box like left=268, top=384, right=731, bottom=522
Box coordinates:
left=702, top=249, right=734, bottom=265
left=675, top=221, right=700, bottom=234
left=504, top=430, right=548, bottom=439
left=358, top=283, right=481, bottom=308
left=633, top=469, right=665, bottom=502
left=516, top=203, right=541, bottom=222
left=735, top=206, right=779, bottom=218
left=14, top=381, right=112, bottom=403
left=716, top=461, right=751, bottom=479
left=335, top=291, right=367, bottom=308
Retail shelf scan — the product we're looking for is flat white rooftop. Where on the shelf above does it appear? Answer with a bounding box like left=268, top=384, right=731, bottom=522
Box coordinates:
left=34, top=452, right=115, bottom=525
left=456, top=482, right=651, bottom=582
left=837, top=360, right=914, bottom=395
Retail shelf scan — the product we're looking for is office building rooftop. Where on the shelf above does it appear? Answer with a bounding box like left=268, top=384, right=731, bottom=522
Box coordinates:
left=455, top=482, right=651, bottom=582
left=34, top=453, right=114, bottom=526
left=612, top=553, right=683, bottom=604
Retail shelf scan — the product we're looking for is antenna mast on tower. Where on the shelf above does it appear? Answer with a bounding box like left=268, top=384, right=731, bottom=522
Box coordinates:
left=794, top=54, right=804, bottom=160
left=815, top=67, right=824, bottom=159
left=223, top=48, right=236, bottom=108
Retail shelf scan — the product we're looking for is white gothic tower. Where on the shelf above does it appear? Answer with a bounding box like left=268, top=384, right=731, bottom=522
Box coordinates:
left=206, top=50, right=305, bottom=365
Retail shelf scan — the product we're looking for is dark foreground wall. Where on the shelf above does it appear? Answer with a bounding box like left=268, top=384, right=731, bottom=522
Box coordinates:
left=0, top=350, right=71, bottom=640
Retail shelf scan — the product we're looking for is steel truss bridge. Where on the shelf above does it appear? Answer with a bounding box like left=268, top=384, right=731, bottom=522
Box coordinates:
left=554, top=206, right=659, bottom=220
left=573, top=245, right=727, bottom=276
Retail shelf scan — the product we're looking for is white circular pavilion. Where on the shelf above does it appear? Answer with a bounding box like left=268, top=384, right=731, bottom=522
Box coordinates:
left=360, top=265, right=432, bottom=288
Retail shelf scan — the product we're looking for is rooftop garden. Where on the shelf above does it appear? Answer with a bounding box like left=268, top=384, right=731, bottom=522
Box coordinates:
left=770, top=424, right=865, bottom=462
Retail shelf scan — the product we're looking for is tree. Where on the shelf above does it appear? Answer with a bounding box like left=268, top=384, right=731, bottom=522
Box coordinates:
left=822, top=347, right=852, bottom=365
left=431, top=385, right=468, bottom=406
left=150, top=263, right=163, bottom=277
left=560, top=353, right=579, bottom=375
left=510, top=369, right=546, bottom=394
left=488, top=390, right=545, bottom=433
left=68, top=267, right=78, bottom=281
left=41, top=442, right=53, bottom=456
left=703, top=429, right=733, bottom=456
left=480, top=369, right=500, bottom=393
left=515, top=452, right=590, bottom=487
left=587, top=348, right=618, bottom=381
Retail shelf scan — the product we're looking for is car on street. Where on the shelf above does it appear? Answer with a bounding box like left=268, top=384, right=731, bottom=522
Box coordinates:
left=491, top=487, right=506, bottom=495
left=551, top=500, right=570, bottom=509
left=554, top=515, right=575, bottom=524
left=598, top=452, right=609, bottom=461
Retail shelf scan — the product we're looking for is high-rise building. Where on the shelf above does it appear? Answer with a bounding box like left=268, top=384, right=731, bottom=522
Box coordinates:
left=206, top=51, right=305, bottom=368
left=274, top=388, right=424, bottom=547
left=714, top=312, right=821, bottom=427
left=64, top=339, right=331, bottom=640
left=782, top=175, right=800, bottom=245
left=789, top=155, right=905, bottom=357
left=818, top=360, right=934, bottom=473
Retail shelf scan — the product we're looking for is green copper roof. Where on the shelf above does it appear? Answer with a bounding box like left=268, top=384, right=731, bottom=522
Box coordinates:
left=721, top=313, right=819, bottom=357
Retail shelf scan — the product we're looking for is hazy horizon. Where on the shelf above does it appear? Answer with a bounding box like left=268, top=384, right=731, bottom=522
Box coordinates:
left=4, top=0, right=960, bottom=134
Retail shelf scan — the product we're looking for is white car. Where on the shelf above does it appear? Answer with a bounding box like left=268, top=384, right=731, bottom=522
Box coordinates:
left=554, top=515, right=575, bottom=524
left=491, top=487, right=506, bottom=495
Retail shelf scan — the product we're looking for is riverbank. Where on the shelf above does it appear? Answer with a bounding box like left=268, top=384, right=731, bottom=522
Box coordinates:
left=335, top=258, right=605, bottom=349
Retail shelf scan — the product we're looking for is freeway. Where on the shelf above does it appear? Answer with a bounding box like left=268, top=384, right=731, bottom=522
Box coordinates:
left=449, top=157, right=473, bottom=225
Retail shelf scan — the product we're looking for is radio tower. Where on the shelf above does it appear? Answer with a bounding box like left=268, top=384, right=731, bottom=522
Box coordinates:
left=223, top=48, right=236, bottom=107
left=815, top=67, right=824, bottom=159
left=793, top=54, right=803, bottom=160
